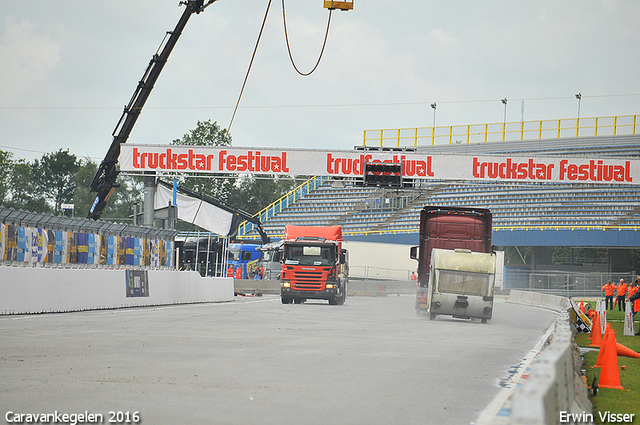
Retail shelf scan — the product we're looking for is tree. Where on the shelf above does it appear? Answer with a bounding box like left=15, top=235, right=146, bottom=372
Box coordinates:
left=227, top=175, right=299, bottom=215
left=32, top=149, right=80, bottom=214
left=6, top=158, right=52, bottom=213
left=71, top=158, right=99, bottom=218
left=171, top=119, right=235, bottom=202
left=0, top=150, right=13, bottom=205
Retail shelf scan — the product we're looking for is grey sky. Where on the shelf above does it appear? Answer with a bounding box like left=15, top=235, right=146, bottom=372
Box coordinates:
left=1, top=0, right=639, bottom=162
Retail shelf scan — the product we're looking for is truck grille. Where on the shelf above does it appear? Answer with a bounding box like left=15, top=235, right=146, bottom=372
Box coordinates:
left=291, top=269, right=328, bottom=290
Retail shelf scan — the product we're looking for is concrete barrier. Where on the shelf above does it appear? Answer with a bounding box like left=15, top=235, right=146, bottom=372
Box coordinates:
left=507, top=289, right=571, bottom=312
left=0, top=266, right=233, bottom=314
left=233, top=278, right=416, bottom=297
left=506, top=292, right=593, bottom=425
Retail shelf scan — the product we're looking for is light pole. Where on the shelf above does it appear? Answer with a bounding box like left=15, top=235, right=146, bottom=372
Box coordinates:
left=430, top=103, right=437, bottom=128
left=575, top=93, right=582, bottom=137
left=501, top=98, right=508, bottom=141
left=575, top=93, right=582, bottom=119
left=430, top=103, right=437, bottom=144
left=501, top=98, right=508, bottom=123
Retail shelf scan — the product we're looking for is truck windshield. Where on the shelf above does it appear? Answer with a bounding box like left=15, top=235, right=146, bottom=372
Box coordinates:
left=284, top=244, right=334, bottom=266
left=437, top=270, right=492, bottom=297
left=228, top=249, right=241, bottom=262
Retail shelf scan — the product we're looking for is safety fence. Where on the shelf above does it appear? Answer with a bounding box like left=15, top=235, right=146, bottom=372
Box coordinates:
left=363, top=114, right=639, bottom=147
left=505, top=269, right=635, bottom=298
left=0, top=206, right=177, bottom=269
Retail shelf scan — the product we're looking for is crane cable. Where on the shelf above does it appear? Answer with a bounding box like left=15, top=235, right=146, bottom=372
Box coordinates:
left=228, top=0, right=273, bottom=132
left=282, top=0, right=333, bottom=77
left=228, top=0, right=333, bottom=132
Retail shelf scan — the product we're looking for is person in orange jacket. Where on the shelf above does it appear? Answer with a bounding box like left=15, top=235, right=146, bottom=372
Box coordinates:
left=235, top=265, right=243, bottom=280
left=629, top=277, right=640, bottom=335
left=227, top=265, right=234, bottom=277
left=602, top=281, right=616, bottom=310
left=617, top=278, right=628, bottom=312
left=628, top=279, right=638, bottom=316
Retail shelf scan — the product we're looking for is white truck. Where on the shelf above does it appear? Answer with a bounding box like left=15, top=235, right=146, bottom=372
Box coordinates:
left=426, top=248, right=496, bottom=323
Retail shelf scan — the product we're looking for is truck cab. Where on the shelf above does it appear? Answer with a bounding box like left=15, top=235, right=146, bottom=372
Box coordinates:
left=280, top=225, right=348, bottom=305
left=228, top=243, right=261, bottom=279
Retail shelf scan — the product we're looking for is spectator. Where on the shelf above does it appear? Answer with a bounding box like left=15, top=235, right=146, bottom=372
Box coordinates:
left=628, top=279, right=638, bottom=316
left=617, top=278, right=628, bottom=312
left=602, top=281, right=616, bottom=311
left=629, top=278, right=640, bottom=335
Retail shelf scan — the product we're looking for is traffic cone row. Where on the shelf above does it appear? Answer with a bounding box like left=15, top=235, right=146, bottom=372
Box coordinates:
left=589, top=313, right=602, bottom=347
left=595, top=325, right=624, bottom=389
left=588, top=310, right=640, bottom=390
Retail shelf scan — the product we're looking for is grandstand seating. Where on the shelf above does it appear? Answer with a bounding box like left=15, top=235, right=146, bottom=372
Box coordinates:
left=242, top=134, right=640, bottom=240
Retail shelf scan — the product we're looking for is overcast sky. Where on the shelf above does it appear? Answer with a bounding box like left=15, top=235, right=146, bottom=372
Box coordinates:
left=2, top=0, right=639, bottom=163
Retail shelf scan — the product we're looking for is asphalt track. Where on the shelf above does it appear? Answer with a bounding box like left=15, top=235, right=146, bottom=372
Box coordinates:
left=0, top=294, right=557, bottom=425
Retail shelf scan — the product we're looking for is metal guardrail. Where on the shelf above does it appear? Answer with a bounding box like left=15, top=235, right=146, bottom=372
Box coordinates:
left=363, top=114, right=639, bottom=147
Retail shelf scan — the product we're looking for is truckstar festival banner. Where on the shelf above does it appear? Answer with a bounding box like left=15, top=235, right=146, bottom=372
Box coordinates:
left=120, top=144, right=639, bottom=185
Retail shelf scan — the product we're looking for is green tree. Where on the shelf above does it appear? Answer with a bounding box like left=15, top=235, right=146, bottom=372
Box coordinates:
left=0, top=150, right=14, bottom=204
left=227, top=175, right=299, bottom=215
left=170, top=119, right=235, bottom=202
left=102, top=174, right=144, bottom=222
left=32, top=149, right=79, bottom=214
left=6, top=159, right=52, bottom=213
left=71, top=158, right=99, bottom=218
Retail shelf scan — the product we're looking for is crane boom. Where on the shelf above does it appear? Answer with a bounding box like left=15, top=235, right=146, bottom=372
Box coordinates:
left=88, top=0, right=216, bottom=220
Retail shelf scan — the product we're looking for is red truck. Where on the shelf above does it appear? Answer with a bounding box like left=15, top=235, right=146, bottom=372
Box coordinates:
left=280, top=225, right=348, bottom=305
left=410, top=206, right=493, bottom=315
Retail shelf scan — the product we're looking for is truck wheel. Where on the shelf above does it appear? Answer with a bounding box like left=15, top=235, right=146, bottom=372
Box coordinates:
left=481, top=318, right=488, bottom=324
left=328, top=298, right=338, bottom=305
left=281, top=297, right=292, bottom=304
left=429, top=313, right=437, bottom=321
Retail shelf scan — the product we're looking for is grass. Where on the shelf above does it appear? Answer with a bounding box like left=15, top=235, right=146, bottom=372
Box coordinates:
left=574, top=307, right=640, bottom=422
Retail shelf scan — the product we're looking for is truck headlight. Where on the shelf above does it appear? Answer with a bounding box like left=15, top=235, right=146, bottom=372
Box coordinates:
left=326, top=284, right=334, bottom=289
left=281, top=282, right=290, bottom=288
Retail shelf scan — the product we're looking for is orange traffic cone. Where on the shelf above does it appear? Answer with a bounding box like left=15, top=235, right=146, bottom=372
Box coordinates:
left=580, top=300, right=585, bottom=313
left=594, top=324, right=610, bottom=368
left=616, top=342, right=640, bottom=359
left=589, top=313, right=602, bottom=347
left=598, top=328, right=624, bottom=389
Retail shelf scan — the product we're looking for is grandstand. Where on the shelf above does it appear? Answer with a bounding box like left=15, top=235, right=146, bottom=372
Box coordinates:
left=240, top=131, right=640, bottom=241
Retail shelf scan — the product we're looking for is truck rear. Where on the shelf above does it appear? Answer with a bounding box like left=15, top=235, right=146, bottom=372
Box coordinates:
left=427, top=248, right=496, bottom=322
left=410, top=206, right=492, bottom=315
left=280, top=225, right=348, bottom=305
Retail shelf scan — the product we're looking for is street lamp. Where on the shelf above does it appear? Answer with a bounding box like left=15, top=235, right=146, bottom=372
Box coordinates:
left=430, top=103, right=437, bottom=128
left=575, top=93, right=582, bottom=137
left=575, top=93, right=582, bottom=119
left=501, top=98, right=508, bottom=123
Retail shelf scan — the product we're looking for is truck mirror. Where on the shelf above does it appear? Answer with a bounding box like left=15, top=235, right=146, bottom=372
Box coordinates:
left=410, top=246, right=418, bottom=260
left=340, top=249, right=347, bottom=264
